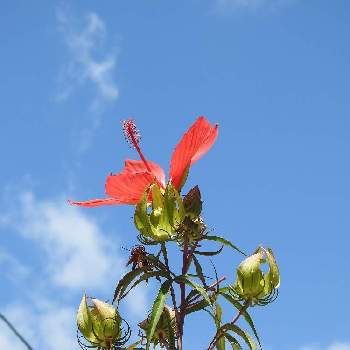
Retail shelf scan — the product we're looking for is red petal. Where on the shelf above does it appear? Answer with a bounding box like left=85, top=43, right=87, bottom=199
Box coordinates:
left=169, top=116, right=218, bottom=189
left=68, top=197, right=123, bottom=207
left=105, top=171, right=155, bottom=204
left=124, top=159, right=166, bottom=187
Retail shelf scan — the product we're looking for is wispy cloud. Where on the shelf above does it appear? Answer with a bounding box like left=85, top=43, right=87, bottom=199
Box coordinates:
left=57, top=10, right=119, bottom=103
left=56, top=9, right=120, bottom=152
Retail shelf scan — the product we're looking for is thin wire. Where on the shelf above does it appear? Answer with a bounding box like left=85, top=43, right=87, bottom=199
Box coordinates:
left=0, top=312, right=33, bottom=350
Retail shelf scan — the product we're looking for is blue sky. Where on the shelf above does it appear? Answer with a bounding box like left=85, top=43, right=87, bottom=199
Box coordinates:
left=0, top=1, right=349, bottom=349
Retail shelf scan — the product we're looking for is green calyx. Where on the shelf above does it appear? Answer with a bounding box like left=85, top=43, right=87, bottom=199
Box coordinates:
left=77, top=295, right=122, bottom=349
left=134, top=182, right=185, bottom=242
left=233, top=246, right=280, bottom=303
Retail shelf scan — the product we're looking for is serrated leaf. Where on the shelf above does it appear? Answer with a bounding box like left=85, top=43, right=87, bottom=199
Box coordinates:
left=146, top=280, right=171, bottom=350
left=113, top=267, right=149, bottom=304
left=224, top=324, right=257, bottom=350
left=220, top=292, right=261, bottom=348
left=185, top=298, right=210, bottom=315
left=121, top=270, right=169, bottom=299
left=177, top=275, right=212, bottom=306
left=192, top=255, right=207, bottom=287
left=204, top=235, right=246, bottom=256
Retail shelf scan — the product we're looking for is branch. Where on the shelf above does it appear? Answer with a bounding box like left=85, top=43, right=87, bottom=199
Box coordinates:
left=0, top=313, right=34, bottom=350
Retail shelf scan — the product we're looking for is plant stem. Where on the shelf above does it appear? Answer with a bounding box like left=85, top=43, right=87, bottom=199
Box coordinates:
left=177, top=234, right=190, bottom=350
left=207, top=300, right=250, bottom=350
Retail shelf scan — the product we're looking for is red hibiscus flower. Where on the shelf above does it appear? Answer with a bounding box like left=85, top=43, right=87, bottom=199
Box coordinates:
left=70, top=116, right=218, bottom=207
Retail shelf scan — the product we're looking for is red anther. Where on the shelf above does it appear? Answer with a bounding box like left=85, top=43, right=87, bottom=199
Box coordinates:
left=122, top=119, right=141, bottom=148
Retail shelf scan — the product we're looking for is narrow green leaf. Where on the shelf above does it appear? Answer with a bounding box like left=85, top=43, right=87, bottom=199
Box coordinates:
left=220, top=292, right=261, bottom=348
left=194, top=245, right=224, bottom=256
left=113, top=267, right=149, bottom=304
left=146, top=280, right=171, bottom=350
left=224, top=324, right=257, bottom=350
left=185, top=298, right=210, bottom=315
left=224, top=333, right=243, bottom=350
left=215, top=302, right=225, bottom=350
left=204, top=235, right=246, bottom=256
left=192, top=255, right=207, bottom=287
left=121, top=270, right=169, bottom=299
left=177, top=275, right=212, bottom=306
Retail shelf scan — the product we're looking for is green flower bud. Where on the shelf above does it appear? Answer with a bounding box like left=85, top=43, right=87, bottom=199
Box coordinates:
left=138, top=305, right=176, bottom=347
left=77, top=295, right=122, bottom=349
left=134, top=183, right=185, bottom=242
left=233, top=247, right=280, bottom=304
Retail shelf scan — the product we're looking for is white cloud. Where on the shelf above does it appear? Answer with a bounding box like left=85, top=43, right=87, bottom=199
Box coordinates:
left=56, top=9, right=120, bottom=152
left=0, top=190, right=149, bottom=349
left=3, top=191, right=124, bottom=292
left=57, top=10, right=119, bottom=102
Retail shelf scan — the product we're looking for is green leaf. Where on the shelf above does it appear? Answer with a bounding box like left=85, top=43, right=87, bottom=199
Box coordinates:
left=224, top=324, right=257, bottom=350
left=177, top=275, right=212, bottom=306
left=215, top=302, right=225, bottom=350
left=146, top=280, right=171, bottom=350
left=204, top=235, right=246, bottom=256
left=224, top=333, right=243, bottom=350
left=113, top=267, right=149, bottom=304
left=192, top=255, right=207, bottom=287
left=121, top=270, right=169, bottom=299
left=185, top=298, right=210, bottom=315
left=220, top=292, right=261, bottom=348
left=194, top=245, right=224, bottom=256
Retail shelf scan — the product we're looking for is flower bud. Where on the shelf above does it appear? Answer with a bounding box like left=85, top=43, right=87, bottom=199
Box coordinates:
left=134, top=183, right=185, bottom=242
left=233, top=247, right=280, bottom=304
left=77, top=295, right=122, bottom=349
left=183, top=185, right=202, bottom=219
left=138, top=305, right=176, bottom=347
